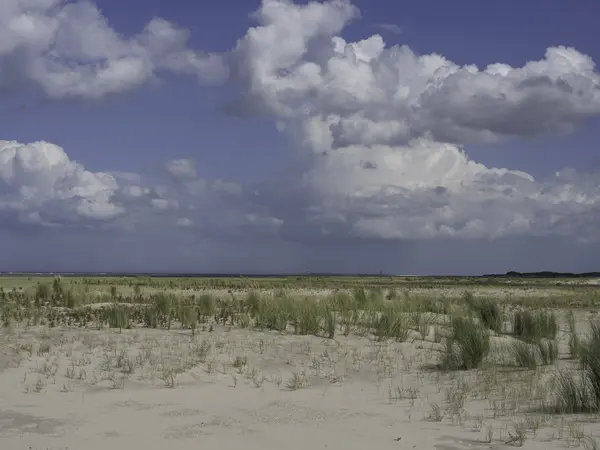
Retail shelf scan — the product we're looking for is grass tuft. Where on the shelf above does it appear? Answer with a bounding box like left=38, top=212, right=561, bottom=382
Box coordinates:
left=512, top=309, right=557, bottom=341
left=372, top=305, right=410, bottom=342
left=551, top=320, right=600, bottom=413
left=509, top=340, right=539, bottom=369
left=464, top=296, right=503, bottom=333
left=568, top=310, right=582, bottom=359
left=442, top=316, right=490, bottom=371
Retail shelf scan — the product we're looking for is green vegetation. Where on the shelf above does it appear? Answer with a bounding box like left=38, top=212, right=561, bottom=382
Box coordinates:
left=510, top=340, right=539, bottom=369
left=512, top=309, right=558, bottom=341
left=2, top=274, right=600, bottom=308
left=550, top=321, right=600, bottom=413
left=2, top=273, right=600, bottom=427
left=442, top=316, right=490, bottom=370
left=464, top=294, right=503, bottom=333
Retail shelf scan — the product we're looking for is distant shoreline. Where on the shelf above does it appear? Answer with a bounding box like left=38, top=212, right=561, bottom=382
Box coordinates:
left=0, top=271, right=598, bottom=278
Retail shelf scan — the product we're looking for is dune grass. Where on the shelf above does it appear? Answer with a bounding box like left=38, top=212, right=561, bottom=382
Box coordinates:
left=442, top=316, right=490, bottom=371
left=510, top=340, right=539, bottom=369
left=463, top=294, right=503, bottom=334
left=4, top=275, right=600, bottom=449
left=512, top=309, right=558, bottom=341
left=550, top=320, right=600, bottom=413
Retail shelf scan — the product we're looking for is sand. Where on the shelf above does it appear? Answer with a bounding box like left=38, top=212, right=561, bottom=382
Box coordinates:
left=0, top=311, right=598, bottom=450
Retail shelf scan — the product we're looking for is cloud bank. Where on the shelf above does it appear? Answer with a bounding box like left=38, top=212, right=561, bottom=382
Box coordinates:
left=1, top=0, right=600, bottom=271
left=0, top=0, right=227, bottom=98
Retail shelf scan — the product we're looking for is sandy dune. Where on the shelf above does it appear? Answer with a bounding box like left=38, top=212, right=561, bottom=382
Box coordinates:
left=0, top=312, right=598, bottom=450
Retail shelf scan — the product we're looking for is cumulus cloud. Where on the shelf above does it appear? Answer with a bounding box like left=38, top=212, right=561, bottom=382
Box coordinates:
left=249, top=138, right=600, bottom=242
left=214, top=0, right=600, bottom=242
left=166, top=159, right=197, bottom=182
left=0, top=0, right=227, bottom=98
left=0, top=139, right=283, bottom=241
left=2, top=0, right=600, bottom=248
left=230, top=1, right=600, bottom=145
left=0, top=140, right=124, bottom=225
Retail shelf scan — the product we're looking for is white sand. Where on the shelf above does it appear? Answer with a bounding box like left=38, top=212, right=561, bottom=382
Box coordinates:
left=0, top=313, right=598, bottom=450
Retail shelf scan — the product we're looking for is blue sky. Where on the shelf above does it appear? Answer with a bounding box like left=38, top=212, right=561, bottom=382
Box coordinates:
left=1, top=0, right=600, bottom=274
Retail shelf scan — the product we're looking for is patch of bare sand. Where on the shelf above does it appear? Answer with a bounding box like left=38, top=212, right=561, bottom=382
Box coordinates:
left=0, top=316, right=598, bottom=450
left=82, top=283, right=590, bottom=301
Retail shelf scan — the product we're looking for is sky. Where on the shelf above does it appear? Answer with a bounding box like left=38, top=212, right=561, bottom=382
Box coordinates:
left=1, top=0, right=600, bottom=275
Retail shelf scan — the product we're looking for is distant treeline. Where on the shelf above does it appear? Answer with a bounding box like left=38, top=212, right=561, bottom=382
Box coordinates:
left=1, top=271, right=598, bottom=279
left=483, top=271, right=600, bottom=279
left=0, top=272, right=389, bottom=278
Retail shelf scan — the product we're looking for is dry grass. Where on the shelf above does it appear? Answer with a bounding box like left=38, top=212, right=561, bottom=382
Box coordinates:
left=1, top=276, right=600, bottom=448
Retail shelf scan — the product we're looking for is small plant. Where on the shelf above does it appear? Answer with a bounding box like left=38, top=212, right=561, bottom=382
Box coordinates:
left=232, top=356, right=248, bottom=370
left=35, top=283, right=51, bottom=305
left=323, top=302, right=336, bottom=339
left=388, top=383, right=418, bottom=404
left=190, top=339, right=211, bottom=363
left=512, top=309, right=557, bottom=341
left=251, top=368, right=265, bottom=388
left=583, top=435, right=600, bottom=450
left=537, top=339, right=558, bottom=365
left=484, top=426, right=493, bottom=443
left=65, top=364, right=76, bottom=379
left=568, top=311, right=581, bottom=359
left=20, top=342, right=34, bottom=355
left=465, top=296, right=503, bottom=334
left=472, top=413, right=484, bottom=432
left=553, top=370, right=589, bottom=413
left=205, top=359, right=215, bottom=374
left=271, top=375, right=283, bottom=387
left=37, top=342, right=51, bottom=356
left=568, top=422, right=585, bottom=447
left=372, top=305, right=410, bottom=342
left=237, top=313, right=250, bottom=329
left=99, top=353, right=114, bottom=372
left=160, top=366, right=178, bottom=388
left=108, top=372, right=126, bottom=389
left=36, top=361, right=58, bottom=377
left=425, top=403, right=444, bottom=422
left=33, top=377, right=45, bottom=393
left=442, top=316, right=490, bottom=370
left=509, top=340, right=538, bottom=369
left=552, top=320, right=600, bottom=413
left=285, top=370, right=311, bottom=390
left=506, top=421, right=527, bottom=447
left=121, top=357, right=136, bottom=375
left=188, top=306, right=199, bottom=335
left=106, top=305, right=130, bottom=332
left=352, top=288, right=369, bottom=308
left=444, top=385, right=467, bottom=418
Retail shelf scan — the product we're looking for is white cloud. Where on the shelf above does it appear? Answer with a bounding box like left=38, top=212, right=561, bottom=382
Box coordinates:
left=176, top=217, right=193, bottom=227
left=0, top=0, right=228, bottom=98
left=0, top=139, right=281, bottom=240
left=166, top=159, right=197, bottom=182
left=150, top=198, right=178, bottom=211
left=230, top=1, right=600, bottom=145
left=1, top=135, right=599, bottom=244
left=377, top=23, right=402, bottom=35
left=1, top=0, right=600, bottom=248
left=0, top=139, right=124, bottom=224
left=220, top=0, right=600, bottom=242
left=252, top=137, right=600, bottom=242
